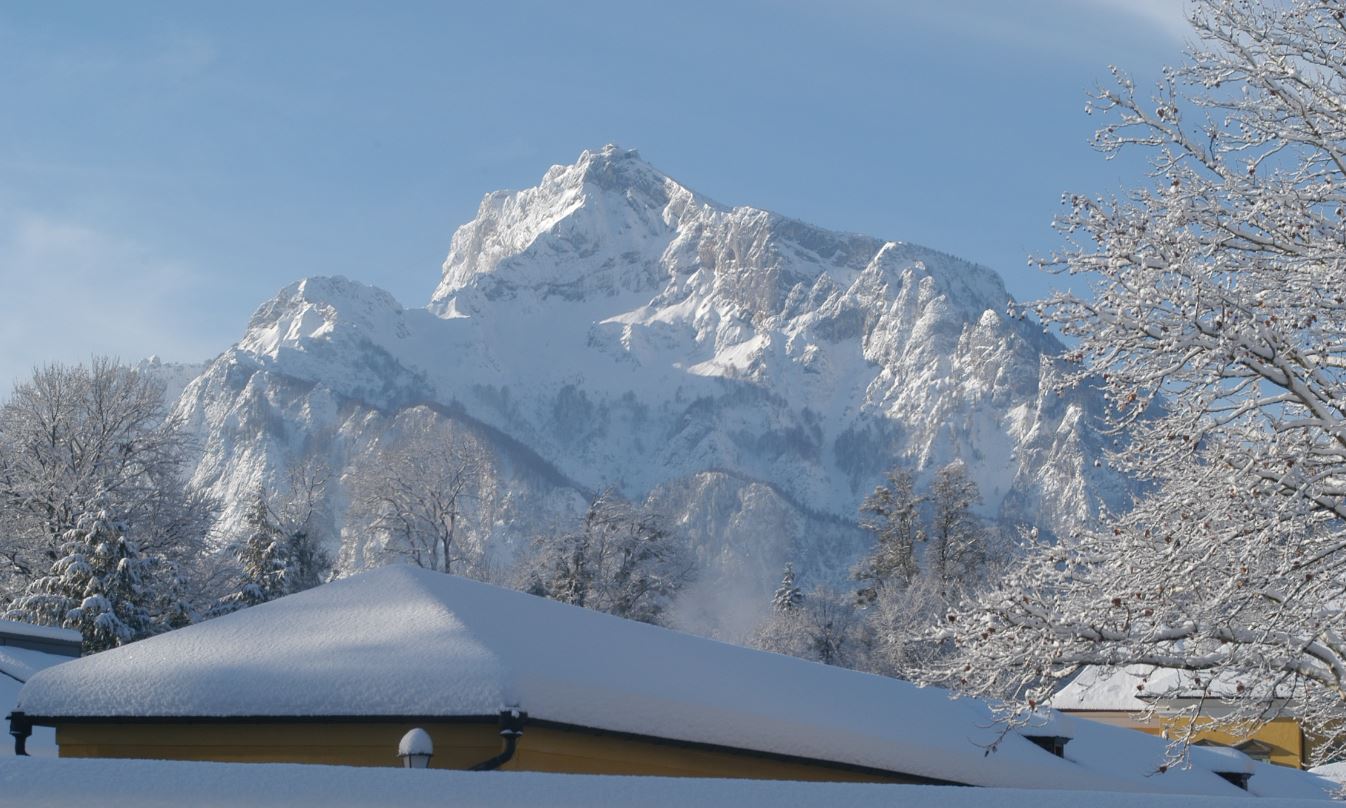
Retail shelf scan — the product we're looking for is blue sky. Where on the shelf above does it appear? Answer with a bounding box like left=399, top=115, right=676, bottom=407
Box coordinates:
left=0, top=1, right=1190, bottom=390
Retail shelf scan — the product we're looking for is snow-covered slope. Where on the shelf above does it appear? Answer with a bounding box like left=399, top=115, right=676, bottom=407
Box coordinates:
left=171, top=145, right=1130, bottom=635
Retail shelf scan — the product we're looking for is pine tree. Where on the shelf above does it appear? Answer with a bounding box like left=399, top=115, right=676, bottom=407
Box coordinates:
left=772, top=563, right=802, bottom=613
left=218, top=492, right=293, bottom=612
left=6, top=510, right=160, bottom=653
left=853, top=467, right=924, bottom=605
left=282, top=524, right=330, bottom=594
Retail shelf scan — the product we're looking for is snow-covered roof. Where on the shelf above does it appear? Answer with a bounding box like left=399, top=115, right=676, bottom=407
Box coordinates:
left=0, top=619, right=82, bottom=656
left=0, top=646, right=75, bottom=758
left=0, top=758, right=1337, bottom=808
left=1310, top=761, right=1346, bottom=787
left=15, top=566, right=1335, bottom=799
left=1049, top=665, right=1289, bottom=713
left=1050, top=666, right=1155, bottom=712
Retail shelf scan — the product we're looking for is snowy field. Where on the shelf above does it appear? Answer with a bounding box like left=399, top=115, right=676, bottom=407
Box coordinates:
left=0, top=758, right=1338, bottom=808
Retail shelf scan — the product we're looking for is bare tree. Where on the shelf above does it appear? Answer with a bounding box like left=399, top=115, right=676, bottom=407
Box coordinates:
left=521, top=489, right=693, bottom=625
left=348, top=414, right=489, bottom=576
left=927, top=0, right=1346, bottom=765
left=752, top=584, right=870, bottom=669
left=845, top=461, right=993, bottom=679
left=926, top=461, right=988, bottom=600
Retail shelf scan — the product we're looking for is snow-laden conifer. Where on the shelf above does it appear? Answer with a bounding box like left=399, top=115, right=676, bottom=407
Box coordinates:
left=6, top=509, right=163, bottom=652
left=218, top=492, right=293, bottom=611
left=752, top=582, right=869, bottom=669
left=772, top=563, right=803, bottom=613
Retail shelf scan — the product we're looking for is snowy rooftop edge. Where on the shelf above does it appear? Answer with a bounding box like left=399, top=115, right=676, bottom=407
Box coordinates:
left=1050, top=665, right=1300, bottom=713
left=0, top=619, right=81, bottom=645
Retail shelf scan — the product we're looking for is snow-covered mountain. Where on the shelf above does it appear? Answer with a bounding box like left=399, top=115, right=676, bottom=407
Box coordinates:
left=170, top=145, right=1129, bottom=637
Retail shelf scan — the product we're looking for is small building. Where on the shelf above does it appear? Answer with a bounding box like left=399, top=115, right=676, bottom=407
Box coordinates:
left=9, top=566, right=1335, bottom=799
left=1050, top=665, right=1310, bottom=769
left=0, top=619, right=83, bottom=757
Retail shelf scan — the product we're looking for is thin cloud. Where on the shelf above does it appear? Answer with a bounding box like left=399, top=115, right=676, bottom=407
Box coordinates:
left=1081, top=0, right=1192, bottom=42
left=778, top=0, right=1193, bottom=62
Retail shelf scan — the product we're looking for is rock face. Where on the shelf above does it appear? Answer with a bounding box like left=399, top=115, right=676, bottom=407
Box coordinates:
left=170, top=145, right=1129, bottom=637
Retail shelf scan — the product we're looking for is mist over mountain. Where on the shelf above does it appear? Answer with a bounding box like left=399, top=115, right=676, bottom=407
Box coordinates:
left=166, top=145, right=1128, bottom=637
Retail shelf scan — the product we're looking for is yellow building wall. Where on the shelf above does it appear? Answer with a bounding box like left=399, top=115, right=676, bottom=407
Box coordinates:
left=54, top=721, right=912, bottom=784
left=1064, top=711, right=1305, bottom=769
left=1162, top=716, right=1304, bottom=770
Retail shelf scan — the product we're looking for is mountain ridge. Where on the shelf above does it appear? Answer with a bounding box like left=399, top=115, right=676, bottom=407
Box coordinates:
left=166, top=145, right=1129, bottom=636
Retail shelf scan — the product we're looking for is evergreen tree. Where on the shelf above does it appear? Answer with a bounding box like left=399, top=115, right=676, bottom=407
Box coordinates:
left=218, top=491, right=293, bottom=612
left=772, top=563, right=802, bottom=613
left=281, top=523, right=331, bottom=594
left=853, top=468, right=924, bottom=605
left=6, top=510, right=160, bottom=653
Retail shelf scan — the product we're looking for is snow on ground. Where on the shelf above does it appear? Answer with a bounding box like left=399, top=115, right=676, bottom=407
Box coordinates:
left=0, top=758, right=1337, bottom=808
left=16, top=567, right=1337, bottom=799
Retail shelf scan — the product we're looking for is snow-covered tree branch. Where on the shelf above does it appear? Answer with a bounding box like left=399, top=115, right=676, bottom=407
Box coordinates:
left=0, top=359, right=214, bottom=629
left=346, top=413, right=492, bottom=577
left=928, top=0, right=1346, bottom=764
left=520, top=489, right=693, bottom=625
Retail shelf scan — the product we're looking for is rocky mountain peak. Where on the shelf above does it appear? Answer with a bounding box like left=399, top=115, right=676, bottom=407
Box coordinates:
left=430, top=146, right=704, bottom=310
left=169, top=147, right=1131, bottom=636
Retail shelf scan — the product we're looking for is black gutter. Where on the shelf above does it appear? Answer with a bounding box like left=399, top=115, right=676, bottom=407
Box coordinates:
left=7, top=711, right=31, bottom=756
left=468, top=709, right=527, bottom=771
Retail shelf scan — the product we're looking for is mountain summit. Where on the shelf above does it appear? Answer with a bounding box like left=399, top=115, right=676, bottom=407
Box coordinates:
left=171, top=147, right=1127, bottom=636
